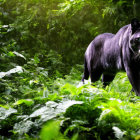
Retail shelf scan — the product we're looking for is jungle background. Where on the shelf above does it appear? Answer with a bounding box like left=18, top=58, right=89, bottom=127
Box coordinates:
left=1, top=0, right=140, bottom=139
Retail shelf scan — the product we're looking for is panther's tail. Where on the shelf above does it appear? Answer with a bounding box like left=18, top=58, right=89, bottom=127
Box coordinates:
left=82, top=58, right=89, bottom=83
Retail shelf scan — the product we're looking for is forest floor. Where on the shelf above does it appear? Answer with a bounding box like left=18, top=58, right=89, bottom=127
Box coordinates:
left=1, top=65, right=140, bottom=140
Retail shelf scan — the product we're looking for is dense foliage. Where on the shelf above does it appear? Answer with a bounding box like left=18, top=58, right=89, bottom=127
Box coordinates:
left=1, top=66, right=140, bottom=139
left=1, top=0, right=140, bottom=139
left=0, top=0, right=137, bottom=72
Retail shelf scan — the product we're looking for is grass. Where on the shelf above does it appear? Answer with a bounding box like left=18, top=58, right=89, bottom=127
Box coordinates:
left=1, top=65, right=140, bottom=140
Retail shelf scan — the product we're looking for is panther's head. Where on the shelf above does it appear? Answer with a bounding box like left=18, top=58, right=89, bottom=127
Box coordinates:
left=130, top=18, right=140, bottom=58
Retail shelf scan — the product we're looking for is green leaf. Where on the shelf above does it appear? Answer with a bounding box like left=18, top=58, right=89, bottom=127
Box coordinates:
left=8, top=51, right=15, bottom=57
left=30, top=100, right=83, bottom=122
left=14, top=99, right=34, bottom=106
left=112, top=126, right=126, bottom=139
left=13, top=120, right=34, bottom=135
left=0, top=66, right=23, bottom=78
left=0, top=107, right=17, bottom=120
left=13, top=51, right=26, bottom=60
left=40, top=120, right=65, bottom=140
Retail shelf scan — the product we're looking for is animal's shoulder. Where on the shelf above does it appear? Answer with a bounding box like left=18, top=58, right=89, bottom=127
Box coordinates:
left=95, top=33, right=114, bottom=40
left=91, top=33, right=114, bottom=48
left=115, top=24, right=130, bottom=36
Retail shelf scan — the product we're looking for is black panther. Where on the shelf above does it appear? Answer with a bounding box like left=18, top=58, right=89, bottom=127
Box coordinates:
left=82, top=18, right=140, bottom=96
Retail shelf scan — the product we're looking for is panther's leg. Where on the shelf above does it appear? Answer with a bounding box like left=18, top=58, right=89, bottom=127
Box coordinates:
left=82, top=58, right=89, bottom=83
left=102, top=73, right=116, bottom=87
left=90, top=69, right=103, bottom=84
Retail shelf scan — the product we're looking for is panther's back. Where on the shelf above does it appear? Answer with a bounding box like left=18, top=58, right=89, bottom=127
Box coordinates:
left=85, top=33, right=114, bottom=62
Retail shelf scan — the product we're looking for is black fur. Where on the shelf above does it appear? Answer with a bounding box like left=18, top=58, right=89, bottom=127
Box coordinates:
left=82, top=19, right=140, bottom=96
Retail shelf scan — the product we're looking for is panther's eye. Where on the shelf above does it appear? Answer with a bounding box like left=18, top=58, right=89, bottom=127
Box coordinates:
left=135, top=38, right=140, bottom=42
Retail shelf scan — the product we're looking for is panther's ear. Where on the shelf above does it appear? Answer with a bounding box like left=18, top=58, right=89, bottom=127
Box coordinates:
left=131, top=18, right=140, bottom=34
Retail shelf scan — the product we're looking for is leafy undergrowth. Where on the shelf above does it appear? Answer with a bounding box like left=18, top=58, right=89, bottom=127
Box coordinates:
left=1, top=63, right=140, bottom=140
